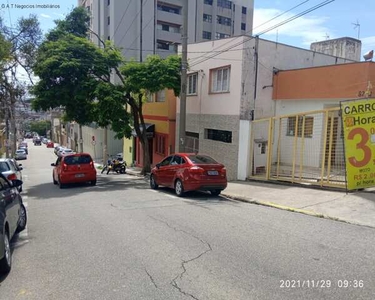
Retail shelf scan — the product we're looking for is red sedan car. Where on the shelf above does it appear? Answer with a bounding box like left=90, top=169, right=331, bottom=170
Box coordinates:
left=51, top=153, right=97, bottom=188
left=46, top=141, right=54, bottom=148
left=150, top=153, right=227, bottom=197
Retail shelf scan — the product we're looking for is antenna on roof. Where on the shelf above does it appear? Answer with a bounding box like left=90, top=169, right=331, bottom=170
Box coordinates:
left=352, top=20, right=360, bottom=39
left=323, top=33, right=330, bottom=40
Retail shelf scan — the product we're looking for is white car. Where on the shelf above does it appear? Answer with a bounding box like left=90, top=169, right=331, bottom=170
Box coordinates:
left=59, top=148, right=75, bottom=157
left=15, top=149, right=27, bottom=160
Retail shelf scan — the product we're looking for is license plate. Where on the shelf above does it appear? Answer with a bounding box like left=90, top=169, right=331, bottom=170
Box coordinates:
left=75, top=174, right=84, bottom=178
left=207, top=170, right=218, bottom=176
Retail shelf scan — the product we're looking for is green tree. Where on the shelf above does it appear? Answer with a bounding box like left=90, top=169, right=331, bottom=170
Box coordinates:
left=32, top=7, right=181, bottom=174
left=30, top=120, right=51, bottom=136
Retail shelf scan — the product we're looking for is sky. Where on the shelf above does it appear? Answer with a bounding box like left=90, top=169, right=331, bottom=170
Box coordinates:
left=0, top=0, right=374, bottom=83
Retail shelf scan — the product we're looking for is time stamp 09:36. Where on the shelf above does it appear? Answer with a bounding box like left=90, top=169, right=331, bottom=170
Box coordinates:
left=280, top=279, right=364, bottom=288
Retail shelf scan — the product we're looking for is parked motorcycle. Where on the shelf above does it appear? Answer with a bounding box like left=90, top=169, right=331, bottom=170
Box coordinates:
left=103, top=159, right=127, bottom=175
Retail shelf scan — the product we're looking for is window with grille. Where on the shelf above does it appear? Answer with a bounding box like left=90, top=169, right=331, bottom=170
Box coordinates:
left=204, top=0, right=213, bottom=5
left=202, top=31, right=212, bottom=40
left=157, top=41, right=169, bottom=50
left=241, top=23, right=246, bottom=31
left=205, top=129, right=232, bottom=143
left=187, top=73, right=197, bottom=95
left=210, top=66, right=230, bottom=93
left=217, top=0, right=232, bottom=9
left=215, top=32, right=230, bottom=39
left=156, top=134, right=166, bottom=155
left=156, top=90, right=166, bottom=102
left=287, top=116, right=314, bottom=137
left=203, top=14, right=212, bottom=23
left=217, top=15, right=231, bottom=26
left=242, top=6, right=247, bottom=14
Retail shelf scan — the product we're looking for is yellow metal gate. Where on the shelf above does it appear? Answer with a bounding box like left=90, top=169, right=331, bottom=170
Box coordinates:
left=248, top=108, right=346, bottom=188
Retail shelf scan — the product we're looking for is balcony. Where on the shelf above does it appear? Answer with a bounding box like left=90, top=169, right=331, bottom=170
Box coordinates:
left=157, top=29, right=182, bottom=44
left=157, top=10, right=183, bottom=26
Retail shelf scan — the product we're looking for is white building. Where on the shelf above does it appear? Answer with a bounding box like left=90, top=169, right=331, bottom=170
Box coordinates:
left=311, top=37, right=362, bottom=62
left=177, top=36, right=355, bottom=180
left=79, top=0, right=254, bottom=59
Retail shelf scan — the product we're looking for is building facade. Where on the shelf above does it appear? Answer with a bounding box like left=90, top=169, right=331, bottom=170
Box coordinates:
left=176, top=36, right=355, bottom=180
left=128, top=90, right=177, bottom=168
left=79, top=0, right=254, bottom=59
left=310, top=37, right=362, bottom=62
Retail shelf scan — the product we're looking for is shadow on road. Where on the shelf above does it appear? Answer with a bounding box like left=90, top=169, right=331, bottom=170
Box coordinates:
left=26, top=175, right=149, bottom=200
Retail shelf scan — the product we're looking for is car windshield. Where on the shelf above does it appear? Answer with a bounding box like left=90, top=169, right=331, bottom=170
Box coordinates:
left=188, top=155, right=218, bottom=164
left=16, top=150, right=25, bottom=154
left=0, top=162, right=10, bottom=172
left=64, top=155, right=92, bottom=165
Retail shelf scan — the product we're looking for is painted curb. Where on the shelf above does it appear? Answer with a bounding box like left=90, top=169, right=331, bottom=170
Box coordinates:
left=221, top=193, right=373, bottom=228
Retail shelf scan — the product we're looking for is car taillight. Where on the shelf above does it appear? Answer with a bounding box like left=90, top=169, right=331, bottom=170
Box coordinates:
left=220, top=167, right=227, bottom=177
left=7, top=174, right=17, bottom=181
left=63, top=163, right=68, bottom=171
left=189, top=166, right=204, bottom=174
left=90, top=161, right=94, bottom=169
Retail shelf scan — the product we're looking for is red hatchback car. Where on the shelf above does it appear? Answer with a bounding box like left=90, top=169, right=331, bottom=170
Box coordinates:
left=51, top=153, right=97, bottom=188
left=150, top=153, right=227, bottom=197
left=46, top=141, right=54, bottom=148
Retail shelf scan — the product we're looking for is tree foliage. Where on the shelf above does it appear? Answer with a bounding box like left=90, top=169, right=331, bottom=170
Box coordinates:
left=32, top=7, right=181, bottom=173
left=30, top=120, right=51, bottom=136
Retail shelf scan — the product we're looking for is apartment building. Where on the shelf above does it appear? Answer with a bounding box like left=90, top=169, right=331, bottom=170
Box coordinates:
left=78, top=0, right=254, bottom=59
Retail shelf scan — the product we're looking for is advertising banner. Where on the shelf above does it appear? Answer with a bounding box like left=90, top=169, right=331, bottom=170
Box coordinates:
left=341, top=98, right=375, bottom=190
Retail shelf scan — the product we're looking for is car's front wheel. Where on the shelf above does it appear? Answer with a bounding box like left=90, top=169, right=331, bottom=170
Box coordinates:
left=16, top=204, right=27, bottom=233
left=150, top=175, right=159, bottom=190
left=0, top=231, right=11, bottom=274
left=174, top=179, right=184, bottom=197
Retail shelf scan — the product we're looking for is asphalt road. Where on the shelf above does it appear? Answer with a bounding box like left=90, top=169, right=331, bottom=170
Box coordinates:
left=0, top=141, right=375, bottom=300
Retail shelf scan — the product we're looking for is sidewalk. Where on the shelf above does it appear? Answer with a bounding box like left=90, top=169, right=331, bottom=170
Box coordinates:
left=94, top=163, right=375, bottom=228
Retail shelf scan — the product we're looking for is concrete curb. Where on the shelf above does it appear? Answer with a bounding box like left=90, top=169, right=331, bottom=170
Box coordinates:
left=221, top=193, right=372, bottom=228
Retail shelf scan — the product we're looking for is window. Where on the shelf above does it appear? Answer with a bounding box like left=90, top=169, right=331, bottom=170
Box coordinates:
left=203, top=14, right=212, bottom=23
left=157, top=23, right=180, bottom=33
left=157, top=4, right=181, bottom=15
left=202, top=31, right=212, bottom=40
left=188, top=155, right=218, bottom=164
left=107, top=0, right=110, bottom=5
left=0, top=162, right=10, bottom=172
left=217, top=15, right=231, bottom=26
left=171, top=155, right=186, bottom=165
left=241, top=23, right=246, bottom=31
left=0, top=177, right=10, bottom=191
left=242, top=6, right=247, bottom=14
left=205, top=129, right=232, bottom=143
left=204, top=0, right=213, bottom=5
left=187, top=73, right=197, bottom=95
left=146, top=92, right=153, bottom=102
left=215, top=32, right=230, bottom=39
left=107, top=16, right=110, bottom=25
left=156, top=90, right=166, bottom=102
left=211, top=66, right=230, bottom=93
left=157, top=41, right=169, bottom=50
left=160, top=155, right=173, bottom=166
left=107, top=36, right=110, bottom=40
left=64, top=155, right=92, bottom=165
left=156, top=134, right=166, bottom=155
left=86, top=5, right=90, bottom=11
left=287, top=116, right=314, bottom=138
left=217, top=0, right=232, bottom=9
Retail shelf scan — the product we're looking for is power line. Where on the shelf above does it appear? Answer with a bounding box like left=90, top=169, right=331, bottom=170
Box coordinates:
left=189, top=0, right=310, bottom=64
left=117, top=0, right=149, bottom=47
left=124, top=15, right=154, bottom=56
left=190, top=0, right=334, bottom=68
left=111, top=0, right=132, bottom=40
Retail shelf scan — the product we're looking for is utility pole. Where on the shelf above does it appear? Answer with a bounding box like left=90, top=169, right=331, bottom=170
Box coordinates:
left=140, top=0, right=143, bottom=63
left=178, top=0, right=188, bottom=152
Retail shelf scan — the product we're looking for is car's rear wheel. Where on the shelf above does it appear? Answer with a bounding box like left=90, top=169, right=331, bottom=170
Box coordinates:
left=16, top=204, right=27, bottom=233
left=90, top=180, right=97, bottom=186
left=58, top=177, right=65, bottom=189
left=210, top=190, right=221, bottom=196
left=150, top=175, right=158, bottom=190
left=174, top=179, right=184, bottom=197
left=53, top=174, right=58, bottom=185
left=0, top=231, right=11, bottom=274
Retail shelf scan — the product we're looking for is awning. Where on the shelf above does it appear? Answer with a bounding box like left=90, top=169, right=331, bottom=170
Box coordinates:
left=131, top=123, right=155, bottom=138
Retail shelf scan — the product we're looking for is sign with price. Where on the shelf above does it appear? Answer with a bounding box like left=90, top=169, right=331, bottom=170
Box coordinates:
left=341, top=98, right=375, bottom=190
